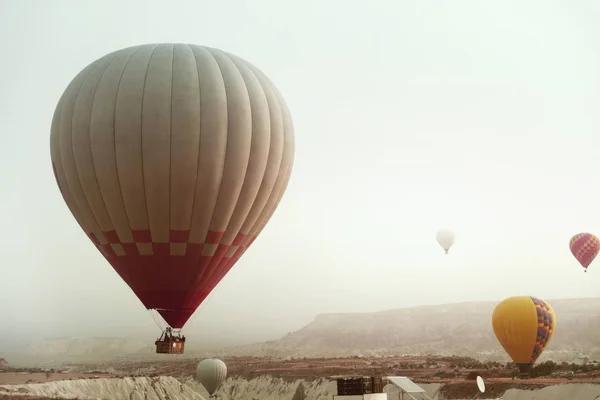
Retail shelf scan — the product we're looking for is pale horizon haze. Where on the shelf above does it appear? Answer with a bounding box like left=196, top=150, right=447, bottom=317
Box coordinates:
left=1, top=0, right=600, bottom=352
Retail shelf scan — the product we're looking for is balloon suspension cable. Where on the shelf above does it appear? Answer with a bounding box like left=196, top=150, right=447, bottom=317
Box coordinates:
left=150, top=309, right=168, bottom=333
left=180, top=309, right=201, bottom=334
left=149, top=309, right=198, bottom=335
left=171, top=327, right=183, bottom=336
left=151, top=310, right=181, bottom=336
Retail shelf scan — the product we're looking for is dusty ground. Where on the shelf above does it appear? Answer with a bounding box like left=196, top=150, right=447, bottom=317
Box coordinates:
left=0, top=373, right=114, bottom=400
left=436, top=378, right=600, bottom=399
left=2, top=355, right=599, bottom=399
left=437, top=382, right=544, bottom=399
left=70, top=355, right=599, bottom=381
left=0, top=372, right=115, bottom=385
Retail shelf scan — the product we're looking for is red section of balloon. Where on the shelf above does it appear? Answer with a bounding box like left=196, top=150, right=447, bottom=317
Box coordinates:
left=569, top=233, right=600, bottom=270
left=89, top=228, right=256, bottom=328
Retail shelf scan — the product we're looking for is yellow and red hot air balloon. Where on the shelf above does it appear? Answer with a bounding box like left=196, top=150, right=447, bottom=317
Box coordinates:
left=569, top=233, right=600, bottom=272
left=50, top=44, right=295, bottom=353
left=492, top=296, right=556, bottom=373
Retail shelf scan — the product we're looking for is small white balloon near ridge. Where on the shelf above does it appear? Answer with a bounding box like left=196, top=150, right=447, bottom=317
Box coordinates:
left=196, top=358, right=227, bottom=396
left=476, top=376, right=485, bottom=393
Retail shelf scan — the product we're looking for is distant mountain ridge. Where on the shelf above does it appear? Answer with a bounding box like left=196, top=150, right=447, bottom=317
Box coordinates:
left=4, top=337, right=153, bottom=366
left=6, top=298, right=600, bottom=365
left=218, top=298, right=600, bottom=362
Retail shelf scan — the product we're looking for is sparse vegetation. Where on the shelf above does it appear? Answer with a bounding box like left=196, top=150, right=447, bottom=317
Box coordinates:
left=1, top=353, right=599, bottom=399
left=466, top=371, right=479, bottom=380
left=52, top=354, right=600, bottom=384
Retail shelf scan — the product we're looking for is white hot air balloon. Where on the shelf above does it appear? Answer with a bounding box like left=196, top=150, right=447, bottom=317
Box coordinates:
left=196, top=358, right=227, bottom=396
left=436, top=229, right=455, bottom=254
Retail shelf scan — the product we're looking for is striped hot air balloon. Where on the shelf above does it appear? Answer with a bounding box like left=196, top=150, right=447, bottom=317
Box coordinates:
left=569, top=233, right=600, bottom=272
left=50, top=44, right=295, bottom=341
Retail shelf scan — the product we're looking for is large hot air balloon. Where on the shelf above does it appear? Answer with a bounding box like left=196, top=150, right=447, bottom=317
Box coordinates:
left=196, top=358, right=227, bottom=396
left=50, top=44, right=295, bottom=352
left=436, top=229, right=454, bottom=254
left=569, top=233, right=600, bottom=272
left=492, top=296, right=556, bottom=373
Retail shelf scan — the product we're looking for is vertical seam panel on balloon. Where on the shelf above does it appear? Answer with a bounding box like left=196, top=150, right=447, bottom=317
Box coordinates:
left=69, top=55, right=117, bottom=244
left=266, top=74, right=293, bottom=191
left=206, top=69, right=288, bottom=292
left=244, top=66, right=286, bottom=240
left=117, top=44, right=158, bottom=266
left=186, top=44, right=202, bottom=245
left=274, top=82, right=296, bottom=170
left=207, top=57, right=276, bottom=288
left=180, top=46, right=225, bottom=312
left=255, top=164, right=292, bottom=247
left=252, top=64, right=277, bottom=207
left=87, top=52, right=134, bottom=252
left=204, top=47, right=230, bottom=239
left=181, top=43, right=204, bottom=301
left=200, top=51, right=254, bottom=289
left=112, top=47, right=141, bottom=243
left=530, top=297, right=540, bottom=362
left=230, top=56, right=273, bottom=245
left=184, top=46, right=210, bottom=309
left=54, top=64, right=95, bottom=236
left=256, top=131, right=294, bottom=243
left=222, top=101, right=277, bottom=269
left=177, top=47, right=210, bottom=329
left=139, top=45, right=161, bottom=252
left=192, top=47, right=230, bottom=291
left=251, top=79, right=291, bottom=243
left=536, top=309, right=550, bottom=362
left=62, top=63, right=101, bottom=237
left=168, top=44, right=175, bottom=247
left=537, top=305, right=550, bottom=362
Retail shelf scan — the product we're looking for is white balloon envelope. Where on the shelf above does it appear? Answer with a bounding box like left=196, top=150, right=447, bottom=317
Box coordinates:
left=436, top=229, right=455, bottom=254
left=196, top=358, right=227, bottom=396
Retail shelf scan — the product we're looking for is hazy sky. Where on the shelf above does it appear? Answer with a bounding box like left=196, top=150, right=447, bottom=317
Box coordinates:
left=2, top=0, right=600, bottom=349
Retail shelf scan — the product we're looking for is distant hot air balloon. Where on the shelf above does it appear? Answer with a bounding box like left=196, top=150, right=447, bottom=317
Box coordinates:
left=196, top=358, right=227, bottom=396
left=492, top=296, right=556, bottom=373
left=50, top=44, right=295, bottom=352
left=436, top=229, right=455, bottom=254
left=569, top=233, right=600, bottom=272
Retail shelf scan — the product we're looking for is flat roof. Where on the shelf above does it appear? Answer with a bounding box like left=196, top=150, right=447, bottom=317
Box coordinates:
left=386, top=376, right=425, bottom=393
